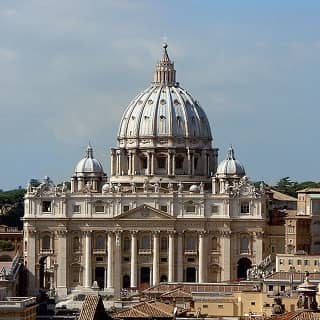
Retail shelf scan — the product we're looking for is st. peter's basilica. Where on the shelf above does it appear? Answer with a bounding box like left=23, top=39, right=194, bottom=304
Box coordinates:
left=23, top=43, right=267, bottom=299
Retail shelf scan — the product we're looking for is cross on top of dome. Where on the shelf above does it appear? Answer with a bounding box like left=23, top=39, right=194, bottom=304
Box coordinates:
left=85, top=142, right=93, bottom=158
left=153, top=42, right=176, bottom=86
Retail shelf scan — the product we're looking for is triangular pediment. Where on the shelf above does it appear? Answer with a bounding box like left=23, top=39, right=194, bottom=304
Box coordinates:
left=116, top=204, right=175, bottom=220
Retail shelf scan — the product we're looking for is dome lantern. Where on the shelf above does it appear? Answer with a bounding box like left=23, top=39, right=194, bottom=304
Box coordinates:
left=153, top=42, right=176, bottom=86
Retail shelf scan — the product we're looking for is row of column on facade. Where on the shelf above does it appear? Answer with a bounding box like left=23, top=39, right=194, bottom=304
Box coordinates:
left=82, top=231, right=227, bottom=289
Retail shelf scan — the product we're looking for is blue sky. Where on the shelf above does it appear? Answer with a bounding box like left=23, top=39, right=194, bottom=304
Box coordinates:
left=1, top=0, right=320, bottom=190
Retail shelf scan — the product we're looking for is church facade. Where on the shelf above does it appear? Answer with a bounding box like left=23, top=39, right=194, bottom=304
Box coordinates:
left=23, top=44, right=267, bottom=299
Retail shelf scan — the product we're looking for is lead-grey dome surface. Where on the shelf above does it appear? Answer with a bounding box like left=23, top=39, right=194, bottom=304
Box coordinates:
left=75, top=144, right=104, bottom=174
left=216, top=146, right=245, bottom=177
left=118, top=43, right=212, bottom=148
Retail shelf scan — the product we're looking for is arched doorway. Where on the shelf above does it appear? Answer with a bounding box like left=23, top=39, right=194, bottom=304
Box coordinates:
left=186, top=267, right=196, bottom=282
left=140, top=267, right=150, bottom=288
left=160, top=275, right=168, bottom=283
left=123, top=275, right=130, bottom=288
left=237, top=257, right=252, bottom=279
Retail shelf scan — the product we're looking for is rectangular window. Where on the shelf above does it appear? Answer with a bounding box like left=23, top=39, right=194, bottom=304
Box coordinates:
left=187, top=258, right=195, bottom=262
left=288, top=226, right=295, bottom=233
left=218, top=305, right=224, bottom=309
left=288, top=259, right=293, bottom=265
left=297, top=259, right=302, bottom=265
left=311, top=200, right=320, bottom=215
left=73, top=205, right=80, bottom=213
left=142, top=157, right=148, bottom=169
left=268, top=285, right=273, bottom=291
left=160, top=205, right=168, bottom=212
left=175, top=157, right=184, bottom=169
left=280, top=285, right=285, bottom=292
left=203, top=305, right=208, bottom=308
left=241, top=202, right=250, bottom=214
left=279, top=259, right=284, bottom=265
left=123, top=205, right=129, bottom=212
left=42, top=201, right=52, bottom=213
left=123, top=257, right=130, bottom=262
left=158, top=158, right=166, bottom=169
left=315, top=260, right=319, bottom=266
left=95, top=205, right=105, bottom=213
left=186, top=205, right=196, bottom=213
left=160, top=237, right=168, bottom=251
left=161, top=257, right=167, bottom=262
left=95, top=257, right=103, bottom=262
left=211, top=205, right=219, bottom=214
left=304, top=260, right=309, bottom=266
left=251, top=302, right=255, bottom=306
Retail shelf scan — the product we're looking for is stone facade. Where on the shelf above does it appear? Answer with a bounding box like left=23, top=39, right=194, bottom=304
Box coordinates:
left=23, top=43, right=268, bottom=299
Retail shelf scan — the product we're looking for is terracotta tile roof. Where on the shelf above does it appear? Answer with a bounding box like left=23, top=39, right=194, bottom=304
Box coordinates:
left=78, top=295, right=108, bottom=320
left=113, top=300, right=180, bottom=319
left=271, top=311, right=320, bottom=320
left=160, top=288, right=192, bottom=299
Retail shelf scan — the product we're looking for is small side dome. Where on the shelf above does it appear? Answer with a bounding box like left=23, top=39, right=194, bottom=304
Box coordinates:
left=189, top=184, right=200, bottom=193
left=75, top=144, right=104, bottom=175
left=216, top=146, right=245, bottom=177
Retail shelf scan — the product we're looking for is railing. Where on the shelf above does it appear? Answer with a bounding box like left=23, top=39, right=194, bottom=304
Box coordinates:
left=0, top=297, right=36, bottom=308
left=184, top=250, right=198, bottom=255
left=3, top=227, right=21, bottom=233
left=139, top=249, right=152, bottom=255
left=93, top=249, right=107, bottom=255
left=40, top=249, right=54, bottom=255
left=6, top=255, right=23, bottom=280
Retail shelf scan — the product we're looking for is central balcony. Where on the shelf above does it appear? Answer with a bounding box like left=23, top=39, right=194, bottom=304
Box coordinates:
left=139, top=249, right=152, bottom=255
left=93, top=249, right=107, bottom=255
left=184, top=250, right=197, bottom=255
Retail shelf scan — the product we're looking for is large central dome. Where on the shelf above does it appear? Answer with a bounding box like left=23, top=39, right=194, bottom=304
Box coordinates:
left=118, top=43, right=212, bottom=149
left=111, top=43, right=218, bottom=184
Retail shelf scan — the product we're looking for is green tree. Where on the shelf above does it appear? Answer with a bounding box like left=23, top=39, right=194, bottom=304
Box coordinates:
left=0, top=240, right=14, bottom=251
left=0, top=189, right=25, bottom=229
left=273, top=177, right=298, bottom=197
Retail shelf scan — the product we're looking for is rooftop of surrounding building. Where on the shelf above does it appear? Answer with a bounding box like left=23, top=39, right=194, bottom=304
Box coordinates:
left=265, top=272, right=320, bottom=282
left=271, top=311, right=320, bottom=320
left=78, top=295, right=109, bottom=320
left=297, top=188, right=320, bottom=193
left=143, top=283, right=259, bottom=296
left=113, top=300, right=184, bottom=319
left=0, top=297, right=37, bottom=310
left=271, top=189, right=297, bottom=202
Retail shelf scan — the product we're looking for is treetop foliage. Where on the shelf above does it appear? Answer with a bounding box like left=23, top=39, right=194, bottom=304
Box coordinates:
left=272, top=177, right=320, bottom=197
